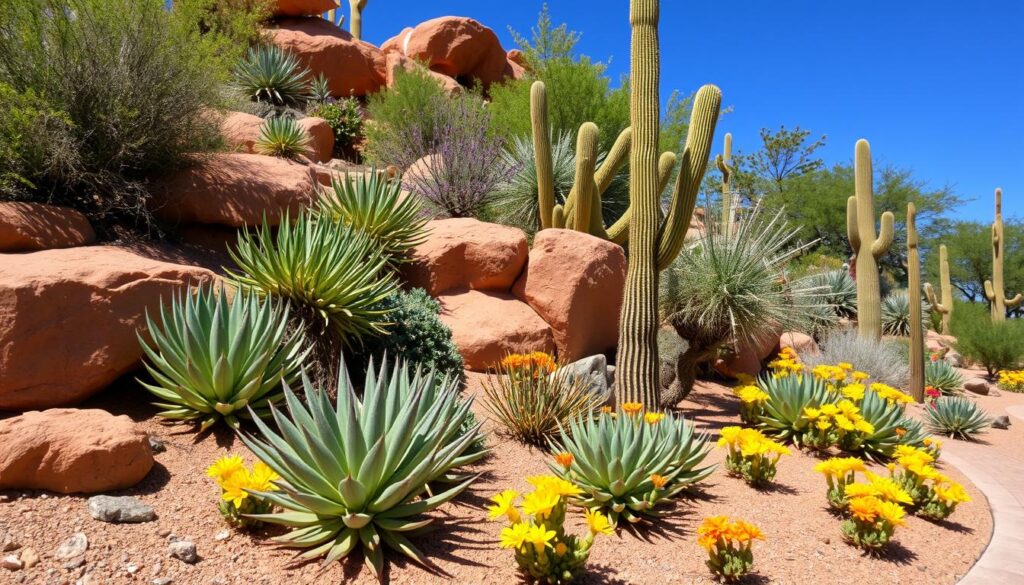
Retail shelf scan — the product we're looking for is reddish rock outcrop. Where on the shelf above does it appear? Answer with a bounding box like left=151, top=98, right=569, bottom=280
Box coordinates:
left=716, top=329, right=782, bottom=378
left=151, top=153, right=318, bottom=228
left=0, top=247, right=217, bottom=410
left=438, top=289, right=554, bottom=370
left=926, top=329, right=957, bottom=354
left=297, top=116, right=335, bottom=163
left=220, top=111, right=264, bottom=154
left=0, top=409, right=153, bottom=493
left=513, top=229, right=626, bottom=361
left=273, top=0, right=338, bottom=17
left=384, top=52, right=463, bottom=95
left=401, top=218, right=528, bottom=296
left=0, top=202, right=96, bottom=252
left=267, top=18, right=385, bottom=97
left=780, top=331, right=820, bottom=356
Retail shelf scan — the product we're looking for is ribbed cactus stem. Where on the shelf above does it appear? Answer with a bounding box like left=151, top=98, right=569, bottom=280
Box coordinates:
left=616, top=0, right=662, bottom=407
left=530, top=81, right=555, bottom=229
left=568, top=123, right=599, bottom=232
left=925, top=244, right=953, bottom=334
left=717, top=132, right=733, bottom=235
left=605, top=150, right=676, bottom=245
left=349, top=0, right=366, bottom=39
left=847, top=139, right=894, bottom=341
left=907, top=202, right=924, bottom=401
left=984, top=188, right=1021, bottom=322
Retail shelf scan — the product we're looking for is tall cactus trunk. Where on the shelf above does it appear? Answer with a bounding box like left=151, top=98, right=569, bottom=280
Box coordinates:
left=984, top=188, right=1022, bottom=322
left=847, top=139, right=894, bottom=341
left=616, top=0, right=662, bottom=407
left=939, top=245, right=953, bottom=334
left=907, top=203, right=925, bottom=401
left=349, top=0, right=366, bottom=40
left=717, top=133, right=733, bottom=235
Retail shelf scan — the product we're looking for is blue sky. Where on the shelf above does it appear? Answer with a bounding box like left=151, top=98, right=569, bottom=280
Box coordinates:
left=357, top=0, right=1024, bottom=223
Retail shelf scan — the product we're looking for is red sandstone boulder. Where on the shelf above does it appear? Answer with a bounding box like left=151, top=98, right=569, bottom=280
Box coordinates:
left=0, top=202, right=95, bottom=252
left=272, top=0, right=338, bottom=17
left=401, top=218, right=528, bottom=295
left=151, top=153, right=318, bottom=228
left=716, top=329, right=782, bottom=378
left=268, top=18, right=385, bottom=97
left=780, top=331, right=820, bottom=356
left=513, top=229, right=626, bottom=361
left=220, top=111, right=264, bottom=154
left=0, top=409, right=153, bottom=493
left=297, top=116, right=335, bottom=163
left=0, top=247, right=217, bottom=410
left=926, top=329, right=957, bottom=353
left=384, top=52, right=463, bottom=95
left=381, top=17, right=513, bottom=89
left=437, top=289, right=554, bottom=370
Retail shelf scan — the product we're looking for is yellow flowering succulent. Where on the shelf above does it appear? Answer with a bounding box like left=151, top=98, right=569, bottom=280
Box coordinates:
left=997, top=370, right=1024, bottom=392
left=842, top=494, right=907, bottom=550
left=206, top=454, right=278, bottom=529
left=888, top=448, right=972, bottom=521
left=718, top=426, right=790, bottom=488
left=815, top=456, right=867, bottom=510
left=697, top=516, right=763, bottom=581
left=870, top=382, right=916, bottom=406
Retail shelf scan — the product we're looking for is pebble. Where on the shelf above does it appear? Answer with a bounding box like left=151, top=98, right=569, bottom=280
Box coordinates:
left=2, top=554, right=23, bottom=570
left=63, top=558, right=86, bottom=570
left=148, top=436, right=167, bottom=454
left=157, top=528, right=171, bottom=538
left=153, top=578, right=173, bottom=585
left=126, top=563, right=141, bottom=574
left=54, top=533, right=89, bottom=560
left=992, top=415, right=1011, bottom=429
left=88, top=496, right=156, bottom=524
left=214, top=530, right=230, bottom=542
left=20, top=547, right=39, bottom=568
left=168, top=540, right=198, bottom=564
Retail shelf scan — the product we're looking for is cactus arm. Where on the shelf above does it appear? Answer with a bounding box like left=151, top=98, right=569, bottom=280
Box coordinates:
left=655, top=84, right=722, bottom=271
left=1007, top=293, right=1023, bottom=309
left=594, top=127, right=632, bottom=195
left=349, top=0, right=367, bottom=39
left=605, top=150, right=677, bottom=245
left=552, top=204, right=565, bottom=229
left=924, top=283, right=949, bottom=314
left=566, top=122, right=599, bottom=232
left=847, top=196, right=860, bottom=252
left=871, top=211, right=894, bottom=258
left=984, top=279, right=995, bottom=301
left=530, top=81, right=555, bottom=229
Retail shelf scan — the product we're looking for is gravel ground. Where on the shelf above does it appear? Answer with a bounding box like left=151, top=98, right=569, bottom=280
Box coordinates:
left=0, top=371, right=1001, bottom=585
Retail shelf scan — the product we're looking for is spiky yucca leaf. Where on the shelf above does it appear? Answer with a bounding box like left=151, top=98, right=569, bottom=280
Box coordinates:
left=925, top=397, right=992, bottom=440
left=925, top=359, right=965, bottom=395
left=807, top=268, right=858, bottom=319
left=233, top=45, right=310, bottom=106
left=317, top=172, right=428, bottom=267
left=226, top=211, right=398, bottom=346
left=549, top=410, right=714, bottom=526
left=137, top=285, right=307, bottom=431
left=309, top=73, right=332, bottom=103
left=757, top=374, right=837, bottom=444
left=254, top=117, right=311, bottom=159
left=881, top=291, right=927, bottom=337
left=240, top=358, right=486, bottom=579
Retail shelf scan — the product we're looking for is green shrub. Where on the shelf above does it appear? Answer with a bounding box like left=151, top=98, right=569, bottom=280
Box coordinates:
left=254, top=117, right=311, bottom=159
left=952, top=302, right=1024, bottom=375
left=363, top=67, right=448, bottom=164
left=307, top=98, right=363, bottom=154
left=171, top=0, right=271, bottom=62
left=925, top=359, right=965, bottom=395
left=925, top=396, right=992, bottom=440
left=233, top=45, right=310, bottom=107
left=0, top=84, right=77, bottom=197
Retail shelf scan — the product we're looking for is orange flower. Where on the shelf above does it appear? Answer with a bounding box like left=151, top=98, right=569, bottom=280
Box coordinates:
left=553, top=452, right=574, bottom=469
left=622, top=402, right=643, bottom=415
left=650, top=474, right=669, bottom=489
left=600, top=406, right=613, bottom=414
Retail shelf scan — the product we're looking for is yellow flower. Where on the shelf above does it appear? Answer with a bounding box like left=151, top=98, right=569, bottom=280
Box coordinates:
left=621, top=402, right=643, bottom=415
left=553, top=452, right=574, bottom=469
left=820, top=404, right=839, bottom=417
left=866, top=473, right=913, bottom=505
left=834, top=414, right=855, bottom=431
left=644, top=412, right=665, bottom=425
left=248, top=461, right=279, bottom=492
left=876, top=500, right=907, bottom=526
left=697, top=516, right=731, bottom=550
left=487, top=490, right=521, bottom=523
left=838, top=362, right=854, bottom=371
left=650, top=473, right=669, bottom=490
left=843, top=483, right=877, bottom=499
left=735, top=385, right=769, bottom=404
left=841, top=383, right=866, bottom=401
left=499, top=522, right=531, bottom=549
left=933, top=482, right=971, bottom=505
left=585, top=508, right=614, bottom=536
left=847, top=496, right=880, bottom=522
left=802, top=406, right=822, bottom=420
left=526, top=475, right=583, bottom=498
left=219, top=470, right=251, bottom=508
left=525, top=523, right=556, bottom=553
left=522, top=489, right=561, bottom=520
left=816, top=418, right=832, bottom=431
left=600, top=406, right=613, bottom=414
left=852, top=371, right=870, bottom=381
left=206, top=454, right=245, bottom=484
left=727, top=520, right=764, bottom=544
left=854, top=419, right=875, bottom=434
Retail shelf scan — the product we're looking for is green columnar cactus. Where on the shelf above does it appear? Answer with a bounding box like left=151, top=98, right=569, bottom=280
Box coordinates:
left=924, top=244, right=953, bottom=335
left=984, top=188, right=1021, bottom=322
left=349, top=0, right=367, bottom=40
left=531, top=81, right=555, bottom=229
left=907, top=202, right=925, bottom=401
left=847, top=139, right=895, bottom=341
left=716, top=132, right=733, bottom=235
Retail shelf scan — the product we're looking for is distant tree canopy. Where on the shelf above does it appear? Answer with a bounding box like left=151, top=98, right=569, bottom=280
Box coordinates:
left=926, top=219, right=1024, bottom=313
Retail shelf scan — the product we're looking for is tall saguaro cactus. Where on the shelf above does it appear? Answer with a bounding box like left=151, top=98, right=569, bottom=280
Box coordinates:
left=907, top=203, right=925, bottom=401
left=925, top=244, right=953, bottom=335
left=847, top=139, right=895, bottom=341
left=349, top=0, right=367, bottom=40
left=716, top=132, right=734, bottom=235
left=984, top=188, right=1021, bottom=322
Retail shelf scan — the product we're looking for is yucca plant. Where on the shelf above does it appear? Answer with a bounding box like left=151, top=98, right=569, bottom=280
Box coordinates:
left=925, top=397, right=992, bottom=440
left=807, top=268, right=858, bottom=319
left=757, top=373, right=838, bottom=445
left=233, top=45, right=310, bottom=107
left=240, top=358, right=486, bottom=579
left=137, top=285, right=307, bottom=431
left=549, top=408, right=714, bottom=526
left=309, top=73, right=332, bottom=103
left=881, top=291, right=928, bottom=337
left=925, top=359, right=965, bottom=395
left=254, top=117, right=311, bottom=159
left=317, top=172, right=428, bottom=268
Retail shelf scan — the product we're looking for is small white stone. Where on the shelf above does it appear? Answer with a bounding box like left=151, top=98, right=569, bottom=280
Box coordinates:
left=2, top=554, right=23, bottom=570
left=214, top=530, right=230, bottom=542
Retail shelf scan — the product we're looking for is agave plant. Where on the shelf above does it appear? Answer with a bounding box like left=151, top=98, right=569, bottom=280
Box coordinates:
left=254, top=117, right=311, bottom=159
left=240, top=358, right=485, bottom=578
left=137, top=285, right=307, bottom=431
left=855, top=388, right=914, bottom=461
left=925, top=397, right=992, bottom=440
left=925, top=359, right=965, bottom=395
left=317, top=172, right=428, bottom=268
left=549, top=409, right=714, bottom=526
left=233, top=45, right=310, bottom=107
left=757, top=373, right=838, bottom=444
left=226, top=211, right=397, bottom=346
left=806, top=268, right=858, bottom=319
left=881, top=291, right=928, bottom=337
left=309, top=73, right=332, bottom=103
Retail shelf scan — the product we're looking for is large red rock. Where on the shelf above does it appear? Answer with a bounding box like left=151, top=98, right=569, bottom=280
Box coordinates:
left=297, top=116, right=335, bottom=163
left=267, top=18, right=385, bottom=97
left=780, top=331, right=820, bottom=356
left=716, top=329, right=782, bottom=379
left=0, top=409, right=153, bottom=493
left=0, top=247, right=217, bottom=410
left=401, top=219, right=528, bottom=296
left=513, top=229, right=626, bottom=361
left=384, top=52, right=462, bottom=95
left=220, top=111, right=264, bottom=154
left=151, top=153, right=318, bottom=228
left=438, top=289, right=554, bottom=370
left=272, top=0, right=338, bottom=17
left=380, top=17, right=515, bottom=89
left=0, top=202, right=96, bottom=252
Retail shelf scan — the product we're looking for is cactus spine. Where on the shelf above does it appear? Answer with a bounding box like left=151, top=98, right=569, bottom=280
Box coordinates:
left=349, top=0, right=367, bottom=40
left=984, top=188, right=1021, bottom=322
left=907, top=203, right=925, bottom=401
left=847, top=139, right=895, bottom=341
left=716, top=132, right=734, bottom=235
left=924, top=244, right=953, bottom=335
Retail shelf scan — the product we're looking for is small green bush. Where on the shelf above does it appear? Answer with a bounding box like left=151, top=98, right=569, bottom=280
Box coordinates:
left=363, top=67, right=448, bottom=164
left=952, top=302, right=1024, bottom=376
left=307, top=98, right=364, bottom=154
left=0, top=84, right=77, bottom=197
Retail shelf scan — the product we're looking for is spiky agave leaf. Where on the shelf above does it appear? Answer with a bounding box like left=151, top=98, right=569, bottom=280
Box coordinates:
left=240, top=358, right=486, bottom=579
left=856, top=388, right=912, bottom=461
left=548, top=410, right=714, bottom=526
left=137, top=284, right=307, bottom=431
left=254, top=117, right=311, bottom=159
left=925, top=396, right=992, bottom=440
left=309, top=73, right=332, bottom=103
left=233, top=45, right=310, bottom=107
left=757, top=373, right=837, bottom=444
left=316, top=171, right=428, bottom=268
left=806, top=268, right=858, bottom=319
left=925, top=359, right=966, bottom=395
left=881, top=291, right=928, bottom=337
left=226, top=211, right=398, bottom=347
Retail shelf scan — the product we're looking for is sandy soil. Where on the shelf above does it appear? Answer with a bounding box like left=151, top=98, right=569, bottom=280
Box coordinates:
left=0, top=371, right=1006, bottom=585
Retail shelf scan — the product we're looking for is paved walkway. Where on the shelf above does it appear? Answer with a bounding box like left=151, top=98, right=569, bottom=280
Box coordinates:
left=948, top=404, right=1024, bottom=584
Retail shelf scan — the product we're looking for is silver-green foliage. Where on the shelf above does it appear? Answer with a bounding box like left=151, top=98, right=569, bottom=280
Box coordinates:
left=309, top=74, right=332, bottom=103
left=856, top=388, right=922, bottom=461
left=757, top=374, right=837, bottom=443
left=881, top=290, right=927, bottom=337
left=233, top=45, right=310, bottom=107
left=138, top=285, right=307, bottom=430
left=925, top=396, right=992, bottom=440
left=254, top=117, right=310, bottom=159
left=924, top=359, right=965, bottom=395
left=805, top=330, right=910, bottom=389
left=240, top=358, right=485, bottom=578
left=807, top=268, right=858, bottom=319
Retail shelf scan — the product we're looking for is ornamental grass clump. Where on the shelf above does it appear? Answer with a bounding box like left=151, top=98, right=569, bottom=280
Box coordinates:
left=138, top=285, right=307, bottom=431
left=482, top=352, right=600, bottom=446
left=697, top=516, right=764, bottom=582
left=924, top=396, right=992, bottom=440
left=549, top=405, right=714, bottom=526
left=717, top=427, right=790, bottom=488
left=488, top=475, right=612, bottom=584
left=238, top=358, right=486, bottom=579
left=206, top=454, right=279, bottom=530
